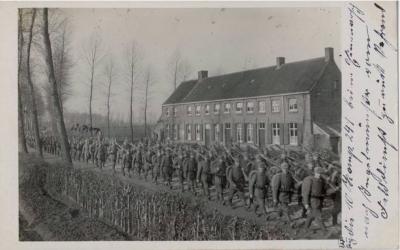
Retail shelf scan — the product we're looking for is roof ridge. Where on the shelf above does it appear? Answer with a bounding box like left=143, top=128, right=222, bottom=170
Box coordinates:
left=185, top=56, right=325, bottom=82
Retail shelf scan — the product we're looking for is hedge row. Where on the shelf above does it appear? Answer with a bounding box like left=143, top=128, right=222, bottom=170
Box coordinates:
left=43, top=162, right=290, bottom=240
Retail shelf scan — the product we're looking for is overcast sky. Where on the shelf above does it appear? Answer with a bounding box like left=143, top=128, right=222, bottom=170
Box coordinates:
left=62, top=7, right=341, bottom=124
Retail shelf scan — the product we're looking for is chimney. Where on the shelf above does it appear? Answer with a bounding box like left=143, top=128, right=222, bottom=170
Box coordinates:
left=198, top=70, right=208, bottom=81
left=276, top=57, right=285, bottom=69
left=325, top=47, right=334, bottom=62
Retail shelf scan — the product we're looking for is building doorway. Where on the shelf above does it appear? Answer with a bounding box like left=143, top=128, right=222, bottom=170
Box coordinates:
left=224, top=123, right=231, bottom=146
left=205, top=124, right=211, bottom=146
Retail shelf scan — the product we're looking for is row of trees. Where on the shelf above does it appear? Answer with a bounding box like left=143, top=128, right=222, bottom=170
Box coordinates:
left=18, top=8, right=194, bottom=164
left=18, top=8, right=72, bottom=163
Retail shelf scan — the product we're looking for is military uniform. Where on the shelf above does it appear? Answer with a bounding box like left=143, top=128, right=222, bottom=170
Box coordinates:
left=302, top=167, right=327, bottom=230
left=212, top=156, right=227, bottom=202
left=186, top=154, right=198, bottom=194
left=248, top=159, right=269, bottom=216
left=271, top=163, right=295, bottom=222
left=197, top=156, right=212, bottom=199
left=161, top=152, right=173, bottom=188
left=225, top=159, right=246, bottom=207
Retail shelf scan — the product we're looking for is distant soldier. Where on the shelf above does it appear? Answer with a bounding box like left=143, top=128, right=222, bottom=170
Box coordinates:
left=108, top=139, right=118, bottom=173
left=134, top=147, right=143, bottom=177
left=143, top=148, right=153, bottom=180
left=152, top=150, right=161, bottom=184
left=97, top=140, right=107, bottom=169
left=302, top=166, right=327, bottom=231
left=196, top=153, right=212, bottom=200
left=175, top=153, right=186, bottom=192
left=161, top=150, right=173, bottom=188
left=211, top=155, right=227, bottom=202
left=122, top=141, right=132, bottom=177
left=271, top=162, right=295, bottom=223
left=186, top=152, right=198, bottom=194
left=225, top=157, right=246, bottom=207
left=247, top=155, right=270, bottom=217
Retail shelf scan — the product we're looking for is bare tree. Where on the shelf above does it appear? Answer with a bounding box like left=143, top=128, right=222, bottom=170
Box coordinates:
left=143, top=67, right=154, bottom=137
left=167, top=49, right=193, bottom=91
left=26, top=9, right=43, bottom=157
left=42, top=8, right=72, bottom=164
left=82, top=33, right=103, bottom=135
left=18, top=9, right=28, bottom=153
left=125, top=42, right=140, bottom=142
left=104, top=57, right=116, bottom=138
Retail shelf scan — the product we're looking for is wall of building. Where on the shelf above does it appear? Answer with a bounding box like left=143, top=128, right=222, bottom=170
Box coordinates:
left=160, top=92, right=312, bottom=148
left=310, top=61, right=341, bottom=130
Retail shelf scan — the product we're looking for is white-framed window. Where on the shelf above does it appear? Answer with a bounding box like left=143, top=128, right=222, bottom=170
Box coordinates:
left=259, top=122, right=265, bottom=129
left=187, top=106, right=193, bottom=116
left=165, top=107, right=170, bottom=117
left=258, top=101, right=266, bottom=113
left=236, top=123, right=243, bottom=143
left=246, top=123, right=254, bottom=143
left=247, top=101, right=255, bottom=113
left=225, top=123, right=231, bottom=129
left=288, top=98, right=298, bottom=112
left=235, top=102, right=243, bottom=113
left=272, top=123, right=280, bottom=144
left=186, top=124, right=192, bottom=140
left=224, top=103, right=231, bottom=113
left=195, top=105, right=201, bottom=116
left=214, top=124, right=220, bottom=141
left=289, top=122, right=298, bottom=145
left=173, top=124, right=178, bottom=140
left=272, top=100, right=280, bottom=113
left=195, top=124, right=202, bottom=141
left=214, top=103, right=220, bottom=114
left=173, top=107, right=177, bottom=117
left=204, top=104, right=210, bottom=115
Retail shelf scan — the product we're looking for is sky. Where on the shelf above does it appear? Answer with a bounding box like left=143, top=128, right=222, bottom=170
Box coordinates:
left=61, top=7, right=341, bottom=124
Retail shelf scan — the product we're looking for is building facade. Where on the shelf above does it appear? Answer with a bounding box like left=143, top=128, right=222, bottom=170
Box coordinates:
left=158, top=48, right=341, bottom=153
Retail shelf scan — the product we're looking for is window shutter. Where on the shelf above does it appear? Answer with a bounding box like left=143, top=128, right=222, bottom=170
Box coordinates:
left=298, top=123, right=303, bottom=145
left=266, top=122, right=272, bottom=144
left=253, top=123, right=257, bottom=144
left=283, top=123, right=289, bottom=145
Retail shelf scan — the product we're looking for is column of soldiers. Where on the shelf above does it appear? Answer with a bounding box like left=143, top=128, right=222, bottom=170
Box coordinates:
left=40, top=133, right=341, bottom=231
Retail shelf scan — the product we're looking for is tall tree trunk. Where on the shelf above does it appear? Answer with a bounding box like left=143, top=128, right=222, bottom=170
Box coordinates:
left=42, top=8, right=72, bottom=164
left=144, top=71, right=149, bottom=137
left=26, top=9, right=43, bottom=158
left=106, top=66, right=112, bottom=138
left=18, top=9, right=28, bottom=153
left=129, top=66, right=134, bottom=142
left=89, top=61, right=95, bottom=136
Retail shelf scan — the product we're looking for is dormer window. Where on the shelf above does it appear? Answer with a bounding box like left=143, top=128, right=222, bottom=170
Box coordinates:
left=165, top=107, right=170, bottom=117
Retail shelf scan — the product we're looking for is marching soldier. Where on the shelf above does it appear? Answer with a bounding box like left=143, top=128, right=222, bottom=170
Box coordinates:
left=247, top=155, right=269, bottom=217
left=186, top=152, right=198, bottom=194
left=225, top=157, right=246, bottom=207
left=108, top=139, right=118, bottom=173
left=211, top=155, right=227, bottom=203
left=302, top=166, right=327, bottom=231
left=161, top=150, right=173, bottom=188
left=152, top=150, right=161, bottom=184
left=327, top=163, right=341, bottom=226
left=196, top=153, right=212, bottom=200
left=143, top=148, right=153, bottom=180
left=175, top=152, right=186, bottom=192
left=271, top=162, right=295, bottom=223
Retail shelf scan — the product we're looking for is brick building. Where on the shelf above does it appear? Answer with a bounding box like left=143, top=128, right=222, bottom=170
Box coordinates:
left=157, top=48, right=341, bottom=153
